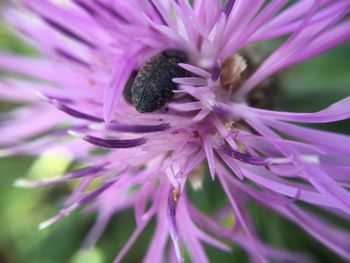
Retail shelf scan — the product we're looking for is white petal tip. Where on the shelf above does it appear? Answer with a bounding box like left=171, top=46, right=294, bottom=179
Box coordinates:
left=35, top=91, right=49, bottom=101
left=89, top=123, right=104, bottom=130
left=68, top=130, right=85, bottom=139
left=38, top=219, right=54, bottom=230
left=13, top=179, right=34, bottom=188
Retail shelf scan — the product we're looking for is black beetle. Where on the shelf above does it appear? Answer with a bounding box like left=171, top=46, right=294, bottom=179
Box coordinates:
left=130, top=50, right=188, bottom=113
left=123, top=71, right=138, bottom=104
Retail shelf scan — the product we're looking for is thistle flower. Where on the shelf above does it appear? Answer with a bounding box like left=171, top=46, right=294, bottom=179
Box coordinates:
left=1, top=1, right=350, bottom=262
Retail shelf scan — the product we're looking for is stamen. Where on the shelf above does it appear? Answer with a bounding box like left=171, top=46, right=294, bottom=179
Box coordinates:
left=94, top=1, right=129, bottom=23
left=72, top=0, right=97, bottom=16
left=47, top=99, right=104, bottom=122
left=148, top=0, right=168, bottom=25
left=42, top=17, right=96, bottom=48
left=220, top=144, right=268, bottom=166
left=105, top=123, right=170, bottom=133
left=223, top=0, right=236, bottom=17
left=211, top=61, right=221, bottom=81
left=35, top=91, right=73, bottom=104
left=211, top=68, right=221, bottom=81
left=69, top=130, right=147, bottom=149
left=55, top=48, right=91, bottom=68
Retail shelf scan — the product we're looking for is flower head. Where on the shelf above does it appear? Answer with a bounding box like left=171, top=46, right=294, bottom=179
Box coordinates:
left=1, top=0, right=350, bottom=262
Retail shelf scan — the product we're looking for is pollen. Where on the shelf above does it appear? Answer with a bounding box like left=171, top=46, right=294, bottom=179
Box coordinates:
left=172, top=186, right=181, bottom=203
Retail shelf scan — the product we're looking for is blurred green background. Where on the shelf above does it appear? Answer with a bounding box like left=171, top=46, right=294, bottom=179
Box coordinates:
left=0, top=16, right=350, bottom=263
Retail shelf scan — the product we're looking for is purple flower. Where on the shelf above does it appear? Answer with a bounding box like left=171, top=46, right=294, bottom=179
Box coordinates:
left=1, top=0, right=350, bottom=262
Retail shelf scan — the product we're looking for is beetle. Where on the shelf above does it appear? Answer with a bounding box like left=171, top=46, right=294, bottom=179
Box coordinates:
left=130, top=49, right=188, bottom=113
left=123, top=71, right=138, bottom=104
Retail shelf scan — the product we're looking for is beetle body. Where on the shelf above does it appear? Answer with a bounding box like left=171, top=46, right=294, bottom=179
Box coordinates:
left=123, top=71, right=138, bottom=104
left=131, top=50, right=187, bottom=113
